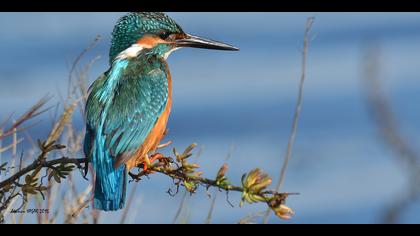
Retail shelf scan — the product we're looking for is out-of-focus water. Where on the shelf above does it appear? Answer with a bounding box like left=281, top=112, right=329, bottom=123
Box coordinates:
left=1, top=12, right=420, bottom=223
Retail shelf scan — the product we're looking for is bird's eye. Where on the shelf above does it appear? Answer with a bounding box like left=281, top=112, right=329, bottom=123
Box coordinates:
left=160, top=31, right=171, bottom=40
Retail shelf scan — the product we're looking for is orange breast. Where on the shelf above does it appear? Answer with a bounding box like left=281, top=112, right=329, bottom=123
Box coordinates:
left=126, top=64, right=173, bottom=170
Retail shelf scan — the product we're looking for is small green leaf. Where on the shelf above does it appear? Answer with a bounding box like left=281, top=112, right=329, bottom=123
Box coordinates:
left=0, top=162, right=7, bottom=169
left=22, top=186, right=37, bottom=195
left=25, top=175, right=32, bottom=184
left=53, top=173, right=61, bottom=183
left=38, top=186, right=48, bottom=192
left=241, top=173, right=247, bottom=188
left=0, top=162, right=7, bottom=173
left=183, top=180, right=197, bottom=193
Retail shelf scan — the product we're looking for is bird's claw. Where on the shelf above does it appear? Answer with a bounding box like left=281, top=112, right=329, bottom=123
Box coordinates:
left=141, top=153, right=169, bottom=172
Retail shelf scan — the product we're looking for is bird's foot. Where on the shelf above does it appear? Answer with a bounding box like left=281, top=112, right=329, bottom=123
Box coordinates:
left=142, top=153, right=167, bottom=172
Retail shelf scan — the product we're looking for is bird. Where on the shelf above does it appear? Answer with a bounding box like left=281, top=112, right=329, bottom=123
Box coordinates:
left=83, top=12, right=238, bottom=211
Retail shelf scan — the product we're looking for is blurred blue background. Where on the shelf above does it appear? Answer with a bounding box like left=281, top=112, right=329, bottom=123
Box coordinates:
left=1, top=12, right=420, bottom=224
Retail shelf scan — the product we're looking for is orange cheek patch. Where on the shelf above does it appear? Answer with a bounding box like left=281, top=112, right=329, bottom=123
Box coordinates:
left=137, top=35, right=166, bottom=49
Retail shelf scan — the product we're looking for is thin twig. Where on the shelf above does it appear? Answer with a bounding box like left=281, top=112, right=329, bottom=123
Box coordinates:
left=67, top=35, right=101, bottom=102
left=172, top=145, right=204, bottom=224
left=0, top=96, right=52, bottom=140
left=262, top=17, right=314, bottom=224
left=0, top=138, right=24, bottom=153
left=127, top=195, right=143, bottom=224
left=205, top=190, right=219, bottom=224
left=47, top=101, right=78, bottom=144
left=362, top=43, right=420, bottom=224
left=205, top=145, right=234, bottom=224
left=119, top=184, right=138, bottom=224
left=171, top=190, right=189, bottom=224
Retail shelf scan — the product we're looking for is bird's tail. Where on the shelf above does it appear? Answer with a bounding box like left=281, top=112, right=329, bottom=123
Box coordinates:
left=91, top=136, right=127, bottom=211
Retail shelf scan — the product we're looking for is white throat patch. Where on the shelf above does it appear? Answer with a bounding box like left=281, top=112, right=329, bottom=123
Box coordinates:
left=115, top=44, right=145, bottom=60
left=115, top=44, right=179, bottom=61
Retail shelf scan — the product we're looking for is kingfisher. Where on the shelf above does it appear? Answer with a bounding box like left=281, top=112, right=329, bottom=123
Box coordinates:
left=83, top=12, right=238, bottom=211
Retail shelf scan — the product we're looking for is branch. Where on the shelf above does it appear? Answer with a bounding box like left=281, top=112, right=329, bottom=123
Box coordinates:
left=0, top=157, right=86, bottom=191
left=1, top=137, right=296, bottom=223
left=129, top=144, right=297, bottom=220
left=0, top=142, right=86, bottom=190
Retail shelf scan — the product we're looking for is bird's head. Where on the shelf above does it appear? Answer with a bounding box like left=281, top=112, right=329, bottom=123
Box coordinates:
left=109, top=12, right=239, bottom=63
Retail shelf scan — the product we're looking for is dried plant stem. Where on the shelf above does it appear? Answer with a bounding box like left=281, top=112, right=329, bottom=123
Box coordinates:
left=362, top=44, right=420, bottom=223
left=262, top=17, right=314, bottom=224
left=10, top=125, right=18, bottom=224
left=205, top=146, right=234, bottom=224
left=127, top=195, right=143, bottom=224
left=172, top=146, right=203, bottom=224
left=119, top=184, right=139, bottom=224
left=0, top=139, right=23, bottom=153
left=11, top=125, right=17, bottom=176
left=205, top=190, right=219, bottom=224
left=0, top=96, right=52, bottom=140
left=172, top=190, right=189, bottom=224
left=67, top=35, right=101, bottom=102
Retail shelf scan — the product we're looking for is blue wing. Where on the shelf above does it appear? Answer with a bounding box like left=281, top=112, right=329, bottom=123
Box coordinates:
left=83, top=59, right=169, bottom=211
left=85, top=59, right=169, bottom=166
left=104, top=69, right=169, bottom=167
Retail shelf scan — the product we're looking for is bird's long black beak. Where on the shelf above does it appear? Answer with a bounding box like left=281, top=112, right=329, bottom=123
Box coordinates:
left=175, top=34, right=239, bottom=51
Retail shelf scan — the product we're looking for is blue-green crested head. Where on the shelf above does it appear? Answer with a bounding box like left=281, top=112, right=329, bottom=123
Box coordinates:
left=109, top=12, right=184, bottom=63
left=109, top=12, right=239, bottom=64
